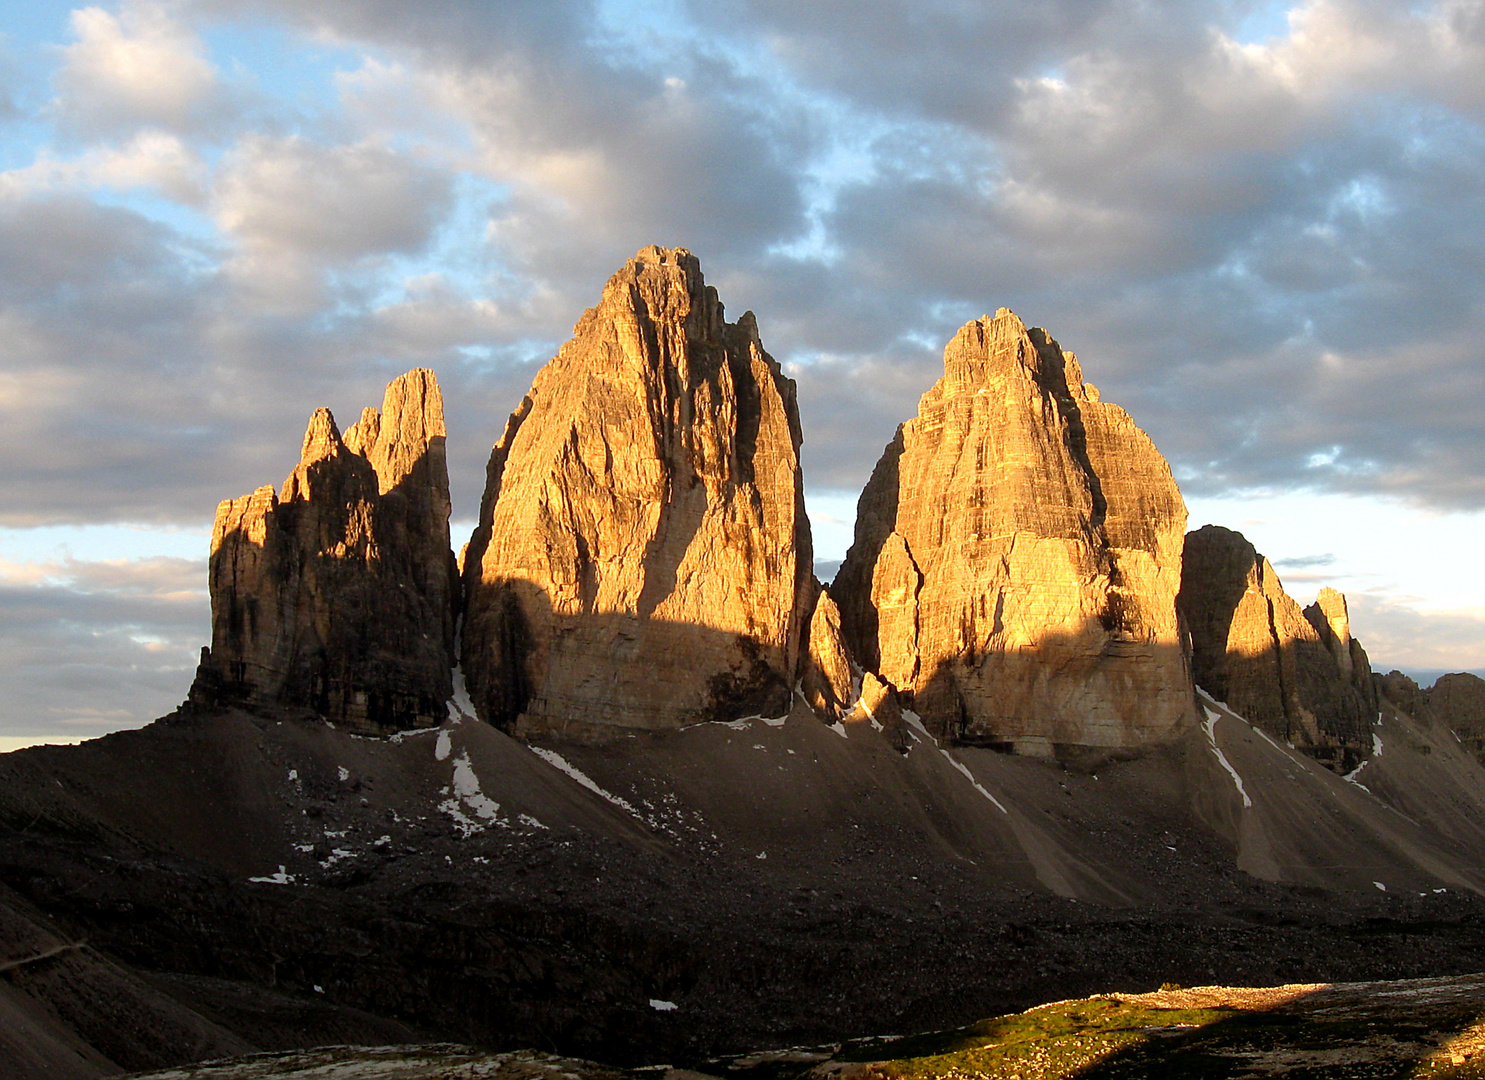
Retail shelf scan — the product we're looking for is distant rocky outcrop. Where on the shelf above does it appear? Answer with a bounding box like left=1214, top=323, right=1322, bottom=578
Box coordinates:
left=832, top=309, right=1197, bottom=753
left=1378, top=670, right=1485, bottom=766
left=460, top=246, right=815, bottom=739
left=1178, top=525, right=1375, bottom=771
left=190, top=370, right=457, bottom=732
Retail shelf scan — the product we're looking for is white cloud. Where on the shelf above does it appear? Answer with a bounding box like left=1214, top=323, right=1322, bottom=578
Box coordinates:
left=213, top=134, right=455, bottom=309
left=53, top=2, right=224, bottom=137
left=1, top=129, right=209, bottom=204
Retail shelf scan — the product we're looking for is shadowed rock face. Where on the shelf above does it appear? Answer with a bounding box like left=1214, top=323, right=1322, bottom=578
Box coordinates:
left=460, top=246, right=815, bottom=740
left=832, top=309, right=1197, bottom=752
left=190, top=370, right=456, bottom=733
left=1178, top=524, right=1375, bottom=772
left=1379, top=670, right=1485, bottom=766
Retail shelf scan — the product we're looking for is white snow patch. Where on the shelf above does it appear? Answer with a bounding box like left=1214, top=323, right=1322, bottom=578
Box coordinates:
left=287, top=769, right=298, bottom=783
left=649, top=999, right=677, bottom=1011
left=901, top=709, right=932, bottom=745
left=1195, top=686, right=1235, bottom=713
left=337, top=766, right=350, bottom=782
left=374, top=835, right=391, bottom=846
left=756, top=851, right=767, bottom=860
left=938, top=750, right=1008, bottom=814
left=761, top=713, right=788, bottom=727
left=518, top=813, right=548, bottom=830
left=1252, top=727, right=1291, bottom=756
left=719, top=718, right=752, bottom=730
left=828, top=721, right=848, bottom=739
left=248, top=866, right=297, bottom=885
left=1203, top=707, right=1252, bottom=809
left=529, top=747, right=641, bottom=818
left=447, top=664, right=478, bottom=724
left=1342, top=733, right=1380, bottom=788
left=388, top=727, right=438, bottom=745
left=1374, top=881, right=1387, bottom=892
left=435, top=729, right=452, bottom=762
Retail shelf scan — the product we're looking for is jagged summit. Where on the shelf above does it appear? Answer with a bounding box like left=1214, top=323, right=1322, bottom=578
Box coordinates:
left=460, top=246, right=817, bottom=739
left=189, top=368, right=456, bottom=733
left=1177, top=524, right=1376, bottom=772
left=832, top=308, right=1198, bottom=753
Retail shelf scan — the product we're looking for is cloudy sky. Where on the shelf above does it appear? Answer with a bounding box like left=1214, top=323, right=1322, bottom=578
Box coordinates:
left=2, top=0, right=1483, bottom=747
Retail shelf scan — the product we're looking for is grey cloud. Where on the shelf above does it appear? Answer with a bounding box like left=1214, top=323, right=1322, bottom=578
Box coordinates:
left=0, top=557, right=208, bottom=737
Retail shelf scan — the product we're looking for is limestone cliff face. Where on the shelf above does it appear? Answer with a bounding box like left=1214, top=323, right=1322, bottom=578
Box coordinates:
left=191, top=370, right=456, bottom=732
left=1178, top=525, right=1374, bottom=771
left=799, top=581, right=855, bottom=719
left=460, top=246, right=814, bottom=739
left=832, top=310, right=1197, bottom=752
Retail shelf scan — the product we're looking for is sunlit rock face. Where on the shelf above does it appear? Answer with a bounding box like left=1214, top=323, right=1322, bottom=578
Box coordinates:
left=190, top=370, right=456, bottom=732
left=460, top=246, right=815, bottom=740
left=832, top=309, right=1198, bottom=753
left=1178, top=524, right=1376, bottom=772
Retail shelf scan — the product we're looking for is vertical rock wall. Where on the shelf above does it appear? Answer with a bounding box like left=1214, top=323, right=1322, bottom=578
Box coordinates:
left=190, top=370, right=456, bottom=732
left=833, top=310, right=1197, bottom=752
left=460, top=246, right=815, bottom=740
left=1178, top=524, right=1375, bottom=771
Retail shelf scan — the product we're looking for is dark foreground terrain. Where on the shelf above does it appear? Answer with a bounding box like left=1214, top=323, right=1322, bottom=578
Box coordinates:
left=5, top=688, right=1485, bottom=1077
left=121, top=972, right=1485, bottom=1079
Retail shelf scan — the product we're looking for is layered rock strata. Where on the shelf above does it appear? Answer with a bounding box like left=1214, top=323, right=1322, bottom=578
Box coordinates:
left=832, top=309, right=1197, bottom=752
left=461, top=246, right=815, bottom=739
left=1178, top=524, right=1375, bottom=771
left=191, top=370, right=456, bottom=732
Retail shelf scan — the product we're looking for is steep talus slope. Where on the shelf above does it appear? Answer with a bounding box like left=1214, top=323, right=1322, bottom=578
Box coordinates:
left=461, top=246, right=815, bottom=740
left=1178, top=525, right=1376, bottom=772
left=9, top=695, right=1485, bottom=1075
left=1189, top=691, right=1485, bottom=896
left=833, top=310, right=1196, bottom=752
left=191, top=370, right=456, bottom=733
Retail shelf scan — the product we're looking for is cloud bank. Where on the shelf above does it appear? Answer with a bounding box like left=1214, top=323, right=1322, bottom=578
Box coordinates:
left=1, top=0, right=1483, bottom=736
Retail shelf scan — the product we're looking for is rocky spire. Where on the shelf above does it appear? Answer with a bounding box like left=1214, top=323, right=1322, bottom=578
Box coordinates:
left=190, top=369, right=456, bottom=733
left=460, top=246, right=816, bottom=739
left=1178, top=524, right=1375, bottom=772
left=832, top=309, right=1198, bottom=753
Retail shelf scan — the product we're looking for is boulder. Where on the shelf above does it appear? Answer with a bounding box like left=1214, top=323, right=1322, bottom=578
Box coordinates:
left=460, top=246, right=815, bottom=739
left=190, top=370, right=456, bottom=732
left=832, top=309, right=1197, bottom=752
left=1178, top=524, right=1373, bottom=771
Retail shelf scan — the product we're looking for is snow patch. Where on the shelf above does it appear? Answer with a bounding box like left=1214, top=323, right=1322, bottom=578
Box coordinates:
left=287, top=769, right=298, bottom=783
left=446, top=664, right=478, bottom=724
left=337, top=766, right=349, bottom=782
left=529, top=747, right=641, bottom=818
left=435, top=729, right=452, bottom=762
left=1374, top=881, right=1387, bottom=892
left=828, top=721, right=848, bottom=738
left=518, top=813, right=548, bottom=830
left=938, top=750, right=1008, bottom=814
left=438, top=750, right=503, bottom=837
left=718, top=718, right=752, bottom=730
left=1203, top=707, right=1252, bottom=809
left=248, top=866, right=297, bottom=885
left=649, top=999, right=677, bottom=1011
left=1373, top=730, right=1384, bottom=757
